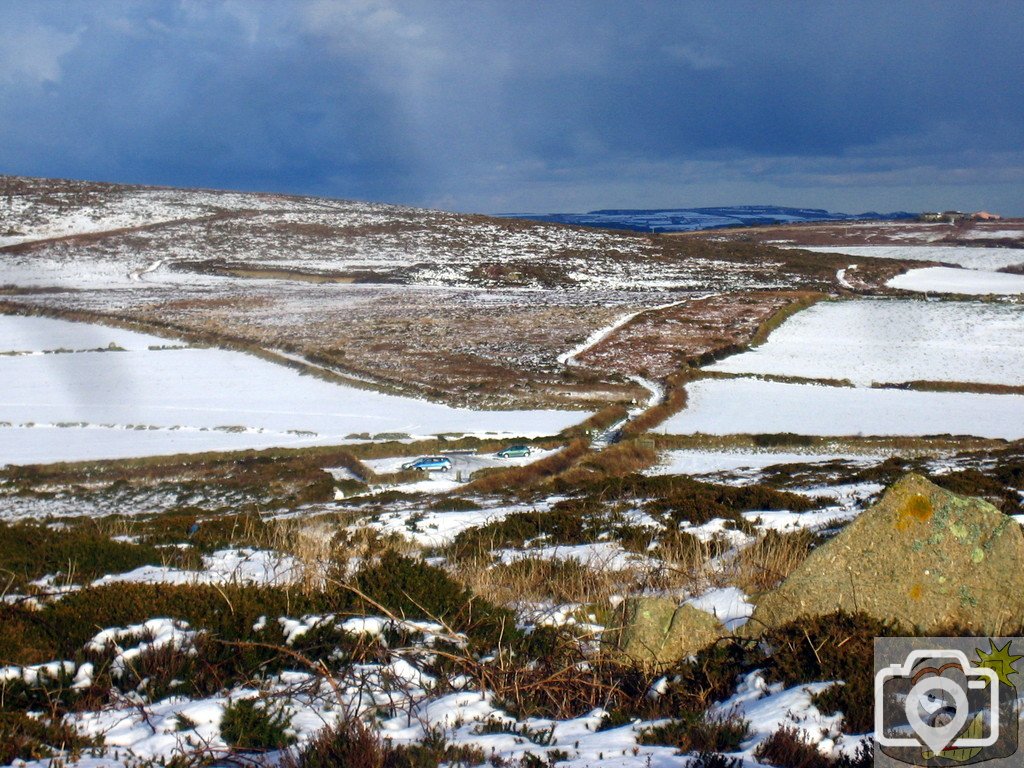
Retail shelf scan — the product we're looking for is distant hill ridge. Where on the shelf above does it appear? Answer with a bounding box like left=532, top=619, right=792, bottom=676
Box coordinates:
left=500, top=205, right=917, bottom=233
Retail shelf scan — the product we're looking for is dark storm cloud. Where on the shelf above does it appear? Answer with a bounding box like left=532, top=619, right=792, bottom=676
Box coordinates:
left=0, top=1, right=1021, bottom=213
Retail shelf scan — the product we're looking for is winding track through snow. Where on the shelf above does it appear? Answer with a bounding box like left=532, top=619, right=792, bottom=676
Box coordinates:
left=556, top=298, right=688, bottom=366
left=128, top=259, right=166, bottom=282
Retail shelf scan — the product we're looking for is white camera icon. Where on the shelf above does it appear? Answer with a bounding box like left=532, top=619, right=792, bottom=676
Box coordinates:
left=876, top=649, right=1001, bottom=755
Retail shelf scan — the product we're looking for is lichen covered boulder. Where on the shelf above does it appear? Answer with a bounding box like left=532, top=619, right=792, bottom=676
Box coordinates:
left=603, top=596, right=724, bottom=665
left=750, top=473, right=1024, bottom=634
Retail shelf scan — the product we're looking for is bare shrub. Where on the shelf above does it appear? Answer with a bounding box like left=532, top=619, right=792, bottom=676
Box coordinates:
left=464, top=439, right=589, bottom=494
left=458, top=555, right=629, bottom=607
left=645, top=531, right=726, bottom=594
left=733, top=530, right=815, bottom=595
left=579, top=439, right=658, bottom=477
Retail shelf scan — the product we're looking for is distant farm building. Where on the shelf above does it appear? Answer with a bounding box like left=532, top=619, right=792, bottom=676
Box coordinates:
left=919, top=210, right=968, bottom=223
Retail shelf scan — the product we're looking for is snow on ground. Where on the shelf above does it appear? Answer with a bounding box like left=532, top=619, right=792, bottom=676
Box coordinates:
left=835, top=265, right=855, bottom=289
left=706, top=298, right=1024, bottom=387
left=363, top=448, right=556, bottom=478
left=0, top=314, right=175, bottom=352
left=888, top=266, right=1024, bottom=295
left=714, top=671, right=847, bottom=758
left=497, top=541, right=653, bottom=572
left=797, top=244, right=1024, bottom=271
left=0, top=202, right=192, bottom=247
left=649, top=448, right=885, bottom=477
left=91, top=549, right=303, bottom=587
left=372, top=498, right=557, bottom=547
left=661, top=378, right=1024, bottom=439
left=0, top=316, right=587, bottom=466
left=743, top=508, right=860, bottom=532
left=679, top=518, right=751, bottom=548
left=685, top=586, right=753, bottom=630
left=960, top=229, right=1024, bottom=240
left=791, top=482, right=886, bottom=509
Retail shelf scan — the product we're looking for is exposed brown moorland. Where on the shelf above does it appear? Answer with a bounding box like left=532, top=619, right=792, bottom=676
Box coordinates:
left=1, top=175, right=918, bottom=410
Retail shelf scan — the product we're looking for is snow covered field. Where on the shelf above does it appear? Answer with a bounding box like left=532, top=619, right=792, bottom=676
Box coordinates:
left=661, top=378, right=1024, bottom=439
left=888, top=266, right=1024, bottom=295
left=649, top=449, right=885, bottom=477
left=705, top=298, right=1024, bottom=386
left=0, top=315, right=586, bottom=466
left=798, top=244, right=1024, bottom=271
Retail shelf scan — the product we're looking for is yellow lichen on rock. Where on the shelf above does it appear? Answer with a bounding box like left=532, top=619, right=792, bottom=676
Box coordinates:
left=895, top=492, right=933, bottom=531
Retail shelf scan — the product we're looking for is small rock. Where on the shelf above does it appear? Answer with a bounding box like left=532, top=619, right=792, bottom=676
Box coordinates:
left=603, top=596, right=724, bottom=665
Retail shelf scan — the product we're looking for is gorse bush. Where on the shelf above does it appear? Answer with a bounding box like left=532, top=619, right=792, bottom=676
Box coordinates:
left=426, top=497, right=482, bottom=512
left=686, top=752, right=744, bottom=768
left=448, top=502, right=600, bottom=558
left=0, top=711, right=98, bottom=764
left=134, top=509, right=272, bottom=551
left=640, top=711, right=751, bottom=753
left=0, top=553, right=529, bottom=721
left=651, top=641, right=759, bottom=720
left=0, top=519, right=165, bottom=590
left=352, top=550, right=516, bottom=650
left=220, top=697, right=295, bottom=750
left=754, top=727, right=832, bottom=768
left=755, top=727, right=873, bottom=768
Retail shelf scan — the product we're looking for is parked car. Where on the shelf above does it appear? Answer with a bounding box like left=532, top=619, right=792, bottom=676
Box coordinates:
left=401, top=456, right=452, bottom=472
left=496, top=445, right=532, bottom=459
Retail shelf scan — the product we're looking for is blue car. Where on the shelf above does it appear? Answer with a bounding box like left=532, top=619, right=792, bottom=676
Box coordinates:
left=401, top=456, right=453, bottom=472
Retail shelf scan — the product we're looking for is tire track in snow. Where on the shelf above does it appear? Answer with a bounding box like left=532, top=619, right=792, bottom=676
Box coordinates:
left=556, top=298, right=688, bottom=367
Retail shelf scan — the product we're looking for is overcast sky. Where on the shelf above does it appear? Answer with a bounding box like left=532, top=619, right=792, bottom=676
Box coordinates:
left=1, top=1, right=1022, bottom=214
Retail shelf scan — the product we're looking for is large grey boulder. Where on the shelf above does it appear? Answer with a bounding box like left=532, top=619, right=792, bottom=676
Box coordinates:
left=750, top=474, right=1024, bottom=634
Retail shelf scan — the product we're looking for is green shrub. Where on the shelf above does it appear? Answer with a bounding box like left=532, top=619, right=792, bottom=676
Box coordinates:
left=0, top=665, right=88, bottom=715
left=136, top=509, right=272, bottom=551
left=752, top=433, right=815, bottom=448
left=220, top=697, right=294, bottom=750
left=755, top=726, right=873, bottom=768
left=286, top=716, right=384, bottom=768
left=755, top=726, right=832, bottom=768
left=0, top=520, right=165, bottom=589
left=640, top=711, right=751, bottom=753
left=651, top=641, right=759, bottom=720
left=686, top=751, right=744, bottom=768
left=426, top=497, right=482, bottom=512
left=448, top=506, right=591, bottom=558
left=0, top=582, right=356, bottom=688
left=353, top=551, right=515, bottom=650
left=644, top=477, right=819, bottom=527
left=0, top=711, right=98, bottom=763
